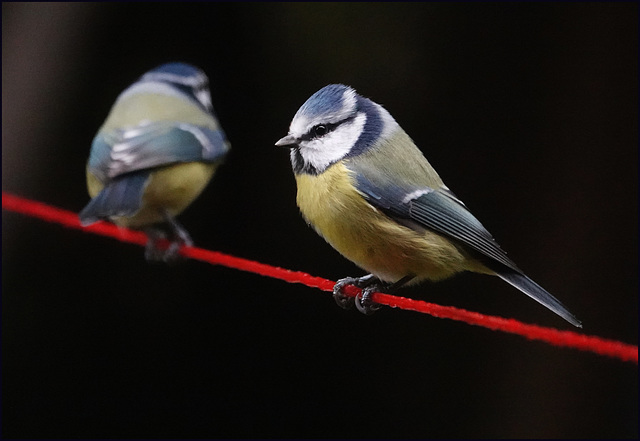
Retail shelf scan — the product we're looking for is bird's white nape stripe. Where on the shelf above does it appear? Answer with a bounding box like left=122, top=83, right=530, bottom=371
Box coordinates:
left=142, top=71, right=207, bottom=88
left=195, top=88, right=212, bottom=110
left=298, top=112, right=366, bottom=172
left=376, top=103, right=399, bottom=139
left=341, top=87, right=357, bottom=114
left=317, top=87, right=357, bottom=125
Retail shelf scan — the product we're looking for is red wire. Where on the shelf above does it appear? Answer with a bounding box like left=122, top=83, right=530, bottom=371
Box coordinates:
left=2, top=191, right=637, bottom=364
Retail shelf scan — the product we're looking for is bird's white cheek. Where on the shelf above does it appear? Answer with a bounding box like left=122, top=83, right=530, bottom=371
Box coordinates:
left=300, top=113, right=366, bottom=172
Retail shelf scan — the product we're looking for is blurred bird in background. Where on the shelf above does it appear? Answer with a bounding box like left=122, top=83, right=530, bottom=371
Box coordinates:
left=276, top=84, right=581, bottom=327
left=79, top=62, right=230, bottom=261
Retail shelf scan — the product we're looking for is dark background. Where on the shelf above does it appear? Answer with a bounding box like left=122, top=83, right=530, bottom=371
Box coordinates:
left=2, top=3, right=637, bottom=438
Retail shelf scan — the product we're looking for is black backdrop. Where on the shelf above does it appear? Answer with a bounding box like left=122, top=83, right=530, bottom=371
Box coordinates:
left=2, top=3, right=637, bottom=438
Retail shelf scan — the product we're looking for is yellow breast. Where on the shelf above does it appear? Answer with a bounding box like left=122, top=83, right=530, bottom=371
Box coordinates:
left=295, top=163, right=484, bottom=283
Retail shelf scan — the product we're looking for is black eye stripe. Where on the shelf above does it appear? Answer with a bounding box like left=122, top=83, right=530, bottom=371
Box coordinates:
left=299, top=116, right=355, bottom=142
left=300, top=123, right=336, bottom=142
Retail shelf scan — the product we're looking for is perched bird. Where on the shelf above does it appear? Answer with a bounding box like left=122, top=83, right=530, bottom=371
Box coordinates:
left=276, top=84, right=581, bottom=327
left=79, top=62, right=230, bottom=261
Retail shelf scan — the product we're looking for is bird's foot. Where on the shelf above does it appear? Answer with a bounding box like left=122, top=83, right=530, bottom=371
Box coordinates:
left=145, top=229, right=168, bottom=262
left=144, top=219, right=193, bottom=264
left=333, top=274, right=415, bottom=315
left=333, top=277, right=358, bottom=309
left=162, top=235, right=193, bottom=263
left=333, top=274, right=379, bottom=312
left=145, top=237, right=191, bottom=263
left=355, top=285, right=384, bottom=315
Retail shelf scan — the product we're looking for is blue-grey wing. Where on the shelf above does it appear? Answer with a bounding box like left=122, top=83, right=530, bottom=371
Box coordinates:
left=88, top=121, right=229, bottom=181
left=351, top=165, right=582, bottom=327
left=353, top=171, right=520, bottom=273
left=409, top=190, right=521, bottom=271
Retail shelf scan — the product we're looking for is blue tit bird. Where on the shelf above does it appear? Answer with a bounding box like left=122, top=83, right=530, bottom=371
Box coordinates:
left=79, top=62, right=230, bottom=261
left=276, top=84, right=581, bottom=328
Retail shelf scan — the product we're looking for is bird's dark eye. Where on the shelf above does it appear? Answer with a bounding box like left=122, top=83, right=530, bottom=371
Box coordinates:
left=301, top=123, right=336, bottom=142
left=313, top=125, right=328, bottom=138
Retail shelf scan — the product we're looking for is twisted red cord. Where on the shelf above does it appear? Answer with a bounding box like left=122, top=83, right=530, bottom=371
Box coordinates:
left=2, top=191, right=637, bottom=364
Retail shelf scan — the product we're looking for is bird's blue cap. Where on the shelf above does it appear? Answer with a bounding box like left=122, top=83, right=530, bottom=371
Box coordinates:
left=298, top=84, right=354, bottom=119
left=148, top=62, right=203, bottom=77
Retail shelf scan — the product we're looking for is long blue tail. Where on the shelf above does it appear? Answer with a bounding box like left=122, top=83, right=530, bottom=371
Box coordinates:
left=496, top=269, right=582, bottom=328
left=79, top=171, right=149, bottom=226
